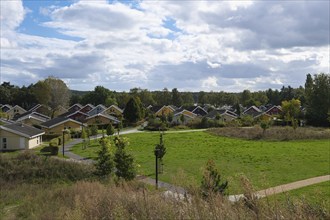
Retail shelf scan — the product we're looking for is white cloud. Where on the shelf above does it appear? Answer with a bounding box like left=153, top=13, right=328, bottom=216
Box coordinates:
left=0, top=0, right=328, bottom=92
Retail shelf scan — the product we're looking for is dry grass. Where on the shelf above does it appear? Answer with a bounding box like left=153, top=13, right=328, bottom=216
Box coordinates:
left=208, top=126, right=330, bottom=141
left=1, top=150, right=329, bottom=220
left=1, top=180, right=328, bottom=220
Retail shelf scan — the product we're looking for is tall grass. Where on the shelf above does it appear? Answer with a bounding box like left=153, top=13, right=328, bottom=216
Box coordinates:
left=1, top=153, right=329, bottom=219
left=0, top=151, right=95, bottom=183
left=2, top=180, right=328, bottom=219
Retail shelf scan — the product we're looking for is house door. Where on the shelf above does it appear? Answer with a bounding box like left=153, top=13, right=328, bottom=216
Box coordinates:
left=20, top=138, right=25, bottom=149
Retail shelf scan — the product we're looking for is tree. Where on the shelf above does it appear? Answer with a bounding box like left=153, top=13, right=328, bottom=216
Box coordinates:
left=106, top=123, right=115, bottom=136
left=123, top=97, right=142, bottom=123
left=155, top=133, right=166, bottom=173
left=90, top=125, right=98, bottom=139
left=305, top=73, right=330, bottom=127
left=181, top=92, right=195, bottom=106
left=172, top=88, right=183, bottom=107
left=45, top=77, right=70, bottom=117
left=260, top=120, right=271, bottom=135
left=198, top=91, right=209, bottom=105
left=114, top=136, right=136, bottom=181
left=281, top=99, right=301, bottom=126
left=201, top=159, right=228, bottom=197
left=200, top=117, right=209, bottom=128
left=95, top=137, right=114, bottom=178
left=81, top=127, right=88, bottom=149
left=33, top=80, right=51, bottom=106
left=180, top=114, right=185, bottom=124
left=34, top=77, right=70, bottom=118
left=241, top=90, right=252, bottom=107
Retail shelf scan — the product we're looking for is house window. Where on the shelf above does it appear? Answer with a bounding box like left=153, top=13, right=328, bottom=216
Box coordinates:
left=37, top=138, right=39, bottom=145
left=2, top=138, right=7, bottom=149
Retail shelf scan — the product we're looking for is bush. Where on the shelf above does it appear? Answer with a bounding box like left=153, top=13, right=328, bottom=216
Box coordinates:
left=145, top=118, right=168, bottom=131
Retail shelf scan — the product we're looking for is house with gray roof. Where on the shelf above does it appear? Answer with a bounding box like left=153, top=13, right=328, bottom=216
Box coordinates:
left=0, top=123, right=45, bottom=150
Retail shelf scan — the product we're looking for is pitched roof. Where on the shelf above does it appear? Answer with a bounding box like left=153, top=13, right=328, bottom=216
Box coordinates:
left=205, top=109, right=237, bottom=119
left=86, top=113, right=120, bottom=124
left=67, top=103, right=83, bottom=112
left=1, top=104, right=12, bottom=112
left=14, top=111, right=50, bottom=122
left=243, top=106, right=262, bottom=114
left=0, top=118, right=14, bottom=125
left=1, top=123, right=45, bottom=138
left=265, top=105, right=282, bottom=114
left=40, top=117, right=83, bottom=128
left=105, top=105, right=123, bottom=113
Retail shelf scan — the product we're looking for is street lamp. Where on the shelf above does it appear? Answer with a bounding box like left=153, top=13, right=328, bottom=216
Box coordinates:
left=62, top=129, right=67, bottom=157
left=154, top=148, right=160, bottom=189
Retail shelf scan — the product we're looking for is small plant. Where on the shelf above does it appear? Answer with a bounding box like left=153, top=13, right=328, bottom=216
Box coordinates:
left=106, top=123, right=115, bottom=136
left=292, top=119, right=298, bottom=131
left=94, top=137, right=114, bottom=178
left=81, top=127, right=88, bottom=149
left=260, top=120, right=271, bottom=135
left=154, top=133, right=166, bottom=173
left=201, top=159, right=228, bottom=198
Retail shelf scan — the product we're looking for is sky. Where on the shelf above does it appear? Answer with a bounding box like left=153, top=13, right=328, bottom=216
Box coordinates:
left=0, top=0, right=329, bottom=92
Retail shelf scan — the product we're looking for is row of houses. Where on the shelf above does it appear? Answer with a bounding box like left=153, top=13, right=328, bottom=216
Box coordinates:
left=0, top=103, right=124, bottom=151
left=0, top=103, right=282, bottom=151
left=148, top=104, right=283, bottom=124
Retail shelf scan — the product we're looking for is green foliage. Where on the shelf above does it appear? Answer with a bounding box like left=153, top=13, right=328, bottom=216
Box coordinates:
left=200, top=117, right=209, bottom=128
left=106, top=123, right=115, bottom=136
left=180, top=114, right=185, bottom=124
left=240, top=115, right=254, bottom=127
left=201, top=160, right=228, bottom=197
left=155, top=133, right=166, bottom=173
left=172, top=88, right=183, bottom=107
left=167, top=112, right=173, bottom=123
left=123, top=97, right=143, bottom=123
left=0, top=152, right=94, bottom=183
left=90, top=125, right=98, bottom=136
left=305, top=73, right=330, bottom=127
left=95, top=138, right=114, bottom=177
left=260, top=120, right=271, bottom=135
left=281, top=99, right=301, bottom=125
left=114, top=136, right=136, bottom=181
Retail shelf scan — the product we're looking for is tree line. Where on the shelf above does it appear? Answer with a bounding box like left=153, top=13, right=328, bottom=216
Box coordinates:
left=0, top=73, right=329, bottom=126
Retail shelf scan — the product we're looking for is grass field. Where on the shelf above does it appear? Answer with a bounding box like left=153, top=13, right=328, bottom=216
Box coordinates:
left=71, top=131, right=330, bottom=193
left=268, top=181, right=330, bottom=208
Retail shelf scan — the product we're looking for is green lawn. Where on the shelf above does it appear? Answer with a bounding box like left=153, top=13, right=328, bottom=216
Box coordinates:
left=267, top=181, right=330, bottom=208
left=71, top=131, right=330, bottom=193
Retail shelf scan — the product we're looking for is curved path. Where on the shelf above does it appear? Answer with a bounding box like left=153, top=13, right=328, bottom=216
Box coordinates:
left=60, top=128, right=330, bottom=201
left=228, top=175, right=330, bottom=202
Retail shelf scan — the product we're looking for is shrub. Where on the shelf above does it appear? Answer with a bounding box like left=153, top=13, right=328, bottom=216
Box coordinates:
left=201, top=160, right=228, bottom=198
left=114, top=136, right=136, bottom=181
left=94, top=138, right=114, bottom=178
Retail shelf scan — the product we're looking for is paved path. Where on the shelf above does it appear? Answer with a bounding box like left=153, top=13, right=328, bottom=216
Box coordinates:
left=228, top=175, right=330, bottom=202
left=59, top=128, right=330, bottom=200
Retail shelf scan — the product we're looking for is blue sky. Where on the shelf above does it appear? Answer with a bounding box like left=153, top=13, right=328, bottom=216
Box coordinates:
left=1, top=0, right=329, bottom=92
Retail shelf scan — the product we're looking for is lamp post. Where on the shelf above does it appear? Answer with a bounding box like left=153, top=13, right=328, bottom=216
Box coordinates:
left=154, top=148, right=160, bottom=189
left=62, top=129, right=65, bottom=157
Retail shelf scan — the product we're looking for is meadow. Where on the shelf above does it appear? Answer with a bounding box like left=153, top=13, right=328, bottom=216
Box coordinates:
left=1, top=152, right=329, bottom=219
left=71, top=130, right=330, bottom=193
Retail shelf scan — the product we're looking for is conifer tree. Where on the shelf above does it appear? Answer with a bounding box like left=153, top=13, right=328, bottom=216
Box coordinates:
left=201, top=160, right=228, bottom=197
left=106, top=123, right=115, bottom=136
left=114, top=136, right=136, bottom=181
left=155, top=133, right=166, bottom=173
left=95, top=138, right=114, bottom=178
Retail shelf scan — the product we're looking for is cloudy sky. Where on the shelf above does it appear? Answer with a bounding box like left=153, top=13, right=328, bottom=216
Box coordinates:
left=1, top=0, right=329, bottom=92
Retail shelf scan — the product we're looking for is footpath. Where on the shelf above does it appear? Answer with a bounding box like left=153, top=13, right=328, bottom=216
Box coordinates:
left=60, top=128, right=330, bottom=201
